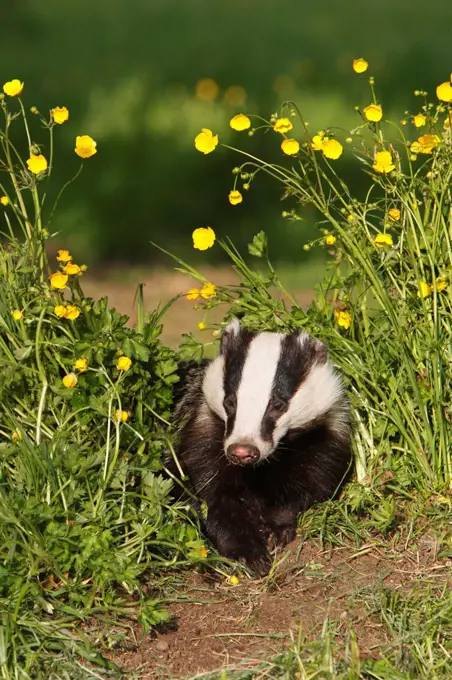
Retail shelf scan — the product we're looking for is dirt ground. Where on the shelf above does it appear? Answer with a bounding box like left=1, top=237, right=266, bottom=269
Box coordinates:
left=100, top=531, right=450, bottom=679
left=81, top=267, right=314, bottom=348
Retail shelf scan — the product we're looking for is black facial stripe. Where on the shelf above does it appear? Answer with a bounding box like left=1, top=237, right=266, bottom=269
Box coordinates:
left=223, top=328, right=255, bottom=436
left=260, top=333, right=326, bottom=442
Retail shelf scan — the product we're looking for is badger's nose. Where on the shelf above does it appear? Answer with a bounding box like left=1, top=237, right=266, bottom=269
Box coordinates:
left=226, top=443, right=260, bottom=465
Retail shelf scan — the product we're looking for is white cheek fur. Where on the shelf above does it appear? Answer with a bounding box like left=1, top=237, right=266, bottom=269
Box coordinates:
left=202, top=357, right=226, bottom=421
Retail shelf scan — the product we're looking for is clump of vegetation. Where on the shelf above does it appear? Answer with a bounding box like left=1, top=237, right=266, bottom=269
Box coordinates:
left=0, top=81, right=209, bottom=678
left=188, top=63, right=452, bottom=497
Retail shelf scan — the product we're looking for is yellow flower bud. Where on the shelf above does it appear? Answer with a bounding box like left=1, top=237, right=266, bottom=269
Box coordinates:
left=114, top=409, right=129, bottom=423
left=12, top=309, right=23, bottom=321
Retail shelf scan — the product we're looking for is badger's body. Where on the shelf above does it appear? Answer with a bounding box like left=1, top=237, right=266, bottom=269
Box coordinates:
left=171, top=321, right=352, bottom=575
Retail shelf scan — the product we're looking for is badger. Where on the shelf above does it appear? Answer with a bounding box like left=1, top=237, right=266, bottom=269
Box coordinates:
left=170, top=320, right=352, bottom=576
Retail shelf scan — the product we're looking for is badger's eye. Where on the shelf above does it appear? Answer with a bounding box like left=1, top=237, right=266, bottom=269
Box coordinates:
left=268, top=396, right=287, bottom=415
left=223, top=394, right=236, bottom=415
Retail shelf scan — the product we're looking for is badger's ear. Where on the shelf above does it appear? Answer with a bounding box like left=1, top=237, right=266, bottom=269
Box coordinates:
left=220, top=319, right=241, bottom=354
left=297, top=331, right=328, bottom=363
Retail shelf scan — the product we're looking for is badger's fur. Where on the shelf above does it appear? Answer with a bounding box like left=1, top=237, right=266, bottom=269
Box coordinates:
left=170, top=320, right=352, bottom=576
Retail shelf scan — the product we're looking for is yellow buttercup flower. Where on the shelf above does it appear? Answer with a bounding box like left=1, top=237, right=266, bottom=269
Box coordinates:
left=226, top=575, right=240, bottom=585
left=322, top=139, right=343, bottom=160
left=198, top=546, right=208, bottom=558
left=229, top=189, right=243, bottom=205
left=27, top=154, right=48, bottom=175
left=3, top=79, right=24, bottom=96
left=373, top=150, right=395, bottom=174
left=364, top=104, right=383, bottom=122
left=54, top=305, right=67, bottom=318
left=12, top=310, right=23, bottom=321
left=198, top=321, right=206, bottom=330
left=12, top=431, right=22, bottom=442
left=230, top=114, right=251, bottom=131
left=1, top=196, right=9, bottom=206
left=74, top=358, right=88, bottom=372
left=192, top=226, right=216, bottom=250
left=352, top=58, right=368, bottom=74
left=117, top=356, right=132, bottom=371
left=65, top=304, right=80, bottom=320
left=62, top=373, right=78, bottom=388
left=51, top=106, right=69, bottom=124
left=56, top=249, right=72, bottom=262
left=413, top=114, right=426, bottom=128
left=334, top=310, right=352, bottom=330
left=49, top=272, right=68, bottom=289
left=436, top=81, right=452, bottom=103
left=311, top=134, right=326, bottom=151
left=373, top=233, right=393, bottom=248
left=273, top=118, right=293, bottom=134
left=75, top=135, right=97, bottom=158
left=281, top=138, right=300, bottom=155
left=410, top=135, right=440, bottom=154
left=417, top=281, right=432, bottom=299
left=325, top=234, right=337, bottom=246
left=186, top=288, right=200, bottom=301
left=63, top=263, right=81, bottom=275
left=194, top=128, right=218, bottom=154
left=114, top=409, right=129, bottom=423
left=388, top=208, right=401, bottom=222
left=200, top=282, right=216, bottom=299
left=435, top=277, right=447, bottom=292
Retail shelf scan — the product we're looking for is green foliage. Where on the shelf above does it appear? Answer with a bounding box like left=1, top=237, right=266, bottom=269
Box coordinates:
left=180, top=71, right=452, bottom=493
left=0, top=85, right=209, bottom=679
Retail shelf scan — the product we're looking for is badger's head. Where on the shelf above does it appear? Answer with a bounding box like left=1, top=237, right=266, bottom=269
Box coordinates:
left=202, top=320, right=347, bottom=465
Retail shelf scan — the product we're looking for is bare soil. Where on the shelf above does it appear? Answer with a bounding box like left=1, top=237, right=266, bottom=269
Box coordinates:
left=101, top=532, right=450, bottom=679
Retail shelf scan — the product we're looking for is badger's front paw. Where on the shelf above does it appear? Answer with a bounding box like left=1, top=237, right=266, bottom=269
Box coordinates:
left=222, top=540, right=273, bottom=577
left=266, top=522, right=297, bottom=550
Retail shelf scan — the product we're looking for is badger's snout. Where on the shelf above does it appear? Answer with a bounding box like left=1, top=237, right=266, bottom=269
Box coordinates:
left=226, top=442, right=260, bottom=465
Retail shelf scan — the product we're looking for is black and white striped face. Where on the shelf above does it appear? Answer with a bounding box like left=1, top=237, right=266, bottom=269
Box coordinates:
left=202, top=320, right=345, bottom=465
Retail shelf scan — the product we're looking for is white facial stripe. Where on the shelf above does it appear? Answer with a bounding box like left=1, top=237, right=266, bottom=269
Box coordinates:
left=203, top=356, right=226, bottom=420
left=225, top=332, right=283, bottom=450
left=273, top=361, right=343, bottom=445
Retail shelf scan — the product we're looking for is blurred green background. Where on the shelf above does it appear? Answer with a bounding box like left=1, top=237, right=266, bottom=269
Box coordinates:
left=2, top=0, right=452, bottom=268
